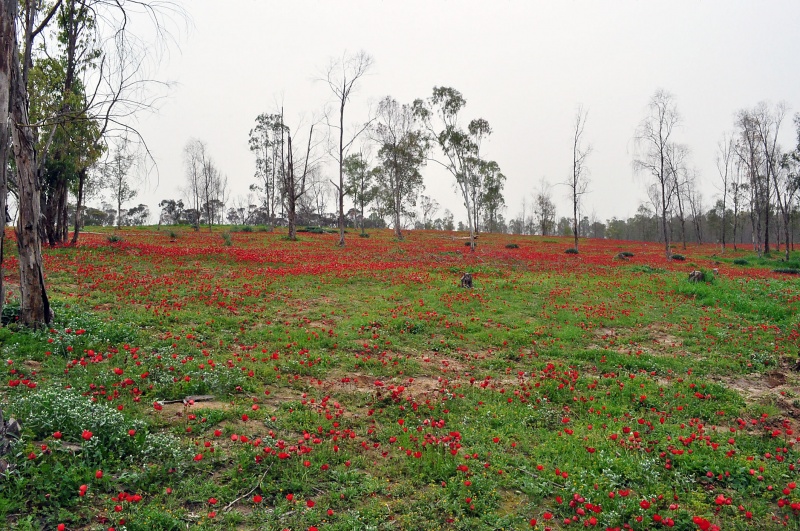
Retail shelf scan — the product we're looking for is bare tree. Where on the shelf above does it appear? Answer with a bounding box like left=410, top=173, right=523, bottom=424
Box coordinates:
left=183, top=139, right=208, bottom=231
left=729, top=157, right=745, bottom=249
left=567, top=105, right=591, bottom=251
left=715, top=133, right=735, bottom=250
left=634, top=89, right=681, bottom=260
left=284, top=122, right=320, bottom=240
left=666, top=142, right=689, bottom=249
left=685, top=170, right=704, bottom=244
left=735, top=109, right=768, bottom=256
left=323, top=50, right=374, bottom=247
left=534, top=179, right=556, bottom=236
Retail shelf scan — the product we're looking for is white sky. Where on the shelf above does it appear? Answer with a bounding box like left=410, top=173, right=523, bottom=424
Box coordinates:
left=129, top=0, right=800, bottom=226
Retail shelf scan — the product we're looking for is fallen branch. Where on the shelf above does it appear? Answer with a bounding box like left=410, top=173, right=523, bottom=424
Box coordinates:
left=223, top=466, right=271, bottom=512
left=157, top=395, right=216, bottom=405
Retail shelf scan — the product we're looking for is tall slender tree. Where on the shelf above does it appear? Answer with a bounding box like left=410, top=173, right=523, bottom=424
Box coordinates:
left=323, top=51, right=373, bottom=247
left=633, top=90, right=681, bottom=260
left=567, top=106, right=591, bottom=251
left=715, top=134, right=735, bottom=250
left=373, top=97, right=429, bottom=240
left=414, top=87, right=492, bottom=251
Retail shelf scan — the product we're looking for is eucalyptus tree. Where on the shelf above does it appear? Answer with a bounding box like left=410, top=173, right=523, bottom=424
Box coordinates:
left=344, top=151, right=378, bottom=235
left=104, top=139, right=137, bottom=229
left=373, top=96, right=429, bottom=240
left=413, top=87, right=494, bottom=251
left=476, top=159, right=506, bottom=232
left=323, top=50, right=374, bottom=247
left=633, top=89, right=681, bottom=260
left=249, top=112, right=284, bottom=225
left=0, top=0, right=185, bottom=327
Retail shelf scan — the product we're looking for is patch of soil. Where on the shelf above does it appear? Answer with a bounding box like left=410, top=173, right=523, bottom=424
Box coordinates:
left=718, top=370, right=800, bottom=430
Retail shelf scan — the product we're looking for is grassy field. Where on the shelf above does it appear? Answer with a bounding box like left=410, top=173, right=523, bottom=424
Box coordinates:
left=1, top=227, right=799, bottom=530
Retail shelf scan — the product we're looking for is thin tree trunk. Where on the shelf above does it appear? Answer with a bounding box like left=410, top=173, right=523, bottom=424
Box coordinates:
left=337, top=102, right=345, bottom=247
left=70, top=167, right=85, bottom=246
left=661, top=182, right=671, bottom=260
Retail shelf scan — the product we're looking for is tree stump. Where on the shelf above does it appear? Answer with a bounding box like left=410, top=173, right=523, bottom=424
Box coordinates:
left=688, top=270, right=704, bottom=283
left=0, top=409, right=21, bottom=473
left=460, top=273, right=473, bottom=288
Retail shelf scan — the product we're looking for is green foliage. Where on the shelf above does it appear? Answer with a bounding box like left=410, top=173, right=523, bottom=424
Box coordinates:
left=671, top=253, right=686, bottom=261
left=505, top=243, right=519, bottom=249
left=732, top=258, right=749, bottom=265
left=221, top=231, right=232, bottom=246
left=629, top=264, right=664, bottom=274
left=772, top=268, right=799, bottom=275
left=107, top=234, right=123, bottom=243
left=565, top=247, right=578, bottom=254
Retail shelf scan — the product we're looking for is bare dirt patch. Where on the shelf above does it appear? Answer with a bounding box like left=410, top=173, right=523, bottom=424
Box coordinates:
left=717, top=370, right=800, bottom=430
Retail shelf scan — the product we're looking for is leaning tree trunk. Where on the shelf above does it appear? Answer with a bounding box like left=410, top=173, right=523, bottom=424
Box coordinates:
left=0, top=0, right=12, bottom=318
left=8, top=21, right=51, bottom=328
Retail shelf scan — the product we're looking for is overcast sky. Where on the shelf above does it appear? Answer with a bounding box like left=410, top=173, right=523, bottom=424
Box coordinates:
left=132, top=0, right=800, bottom=227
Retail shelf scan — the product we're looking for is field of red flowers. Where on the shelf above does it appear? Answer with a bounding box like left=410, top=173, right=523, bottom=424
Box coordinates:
left=2, top=227, right=799, bottom=530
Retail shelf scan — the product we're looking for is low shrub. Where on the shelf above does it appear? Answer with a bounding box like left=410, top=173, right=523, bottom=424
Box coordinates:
left=772, top=268, right=800, bottom=275
left=107, top=235, right=123, bottom=243
left=299, top=226, right=325, bottom=234
left=221, top=232, right=232, bottom=246
left=505, top=243, right=519, bottom=249
left=732, top=258, right=748, bottom=266
left=565, top=248, right=578, bottom=254
left=10, top=386, right=145, bottom=461
left=359, top=233, right=370, bottom=238
left=620, top=251, right=634, bottom=258
left=671, top=254, right=686, bottom=261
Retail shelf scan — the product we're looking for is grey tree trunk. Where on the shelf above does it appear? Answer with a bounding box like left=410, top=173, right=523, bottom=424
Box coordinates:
left=70, top=168, right=86, bottom=246
left=0, top=0, right=13, bottom=316
left=6, top=2, right=51, bottom=328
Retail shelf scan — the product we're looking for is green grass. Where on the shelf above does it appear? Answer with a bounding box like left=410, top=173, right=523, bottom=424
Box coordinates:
left=1, top=229, right=799, bottom=529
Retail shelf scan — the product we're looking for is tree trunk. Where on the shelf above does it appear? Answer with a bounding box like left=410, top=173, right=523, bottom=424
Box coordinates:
left=661, top=181, right=671, bottom=260
left=337, top=102, right=345, bottom=247
left=8, top=23, right=51, bottom=327
left=70, top=167, right=86, bottom=246
left=0, top=0, right=12, bottom=318
left=573, top=199, right=579, bottom=251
